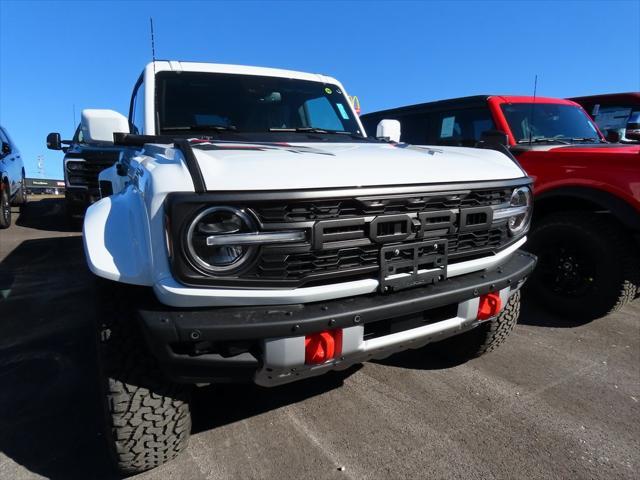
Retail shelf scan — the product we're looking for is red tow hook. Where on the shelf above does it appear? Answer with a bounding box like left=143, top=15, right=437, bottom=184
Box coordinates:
left=477, top=292, right=502, bottom=321
left=305, top=329, right=343, bottom=365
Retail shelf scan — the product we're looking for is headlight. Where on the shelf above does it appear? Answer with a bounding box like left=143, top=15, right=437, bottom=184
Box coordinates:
left=185, top=206, right=307, bottom=275
left=186, top=206, right=257, bottom=273
left=493, top=186, right=533, bottom=236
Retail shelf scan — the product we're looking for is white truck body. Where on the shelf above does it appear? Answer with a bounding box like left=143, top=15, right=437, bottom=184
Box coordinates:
left=83, top=62, right=528, bottom=307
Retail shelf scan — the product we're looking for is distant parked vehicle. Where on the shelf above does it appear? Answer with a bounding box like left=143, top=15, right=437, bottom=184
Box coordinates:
left=46, top=124, right=120, bottom=217
left=0, top=125, right=27, bottom=228
left=569, top=92, right=640, bottom=143
left=362, top=95, right=640, bottom=320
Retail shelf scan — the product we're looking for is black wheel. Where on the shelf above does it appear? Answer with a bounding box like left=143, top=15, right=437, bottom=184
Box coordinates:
left=0, top=186, right=11, bottom=229
left=526, top=212, right=639, bottom=320
left=96, top=280, right=192, bottom=474
left=12, top=173, right=27, bottom=206
left=430, top=291, right=521, bottom=360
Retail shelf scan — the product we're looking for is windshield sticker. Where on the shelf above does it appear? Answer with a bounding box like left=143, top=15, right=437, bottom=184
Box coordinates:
left=324, top=87, right=333, bottom=95
left=440, top=116, right=455, bottom=138
left=336, top=103, right=350, bottom=120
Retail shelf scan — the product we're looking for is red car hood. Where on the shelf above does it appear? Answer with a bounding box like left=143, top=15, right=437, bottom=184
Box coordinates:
left=551, top=144, right=640, bottom=154
left=514, top=143, right=640, bottom=156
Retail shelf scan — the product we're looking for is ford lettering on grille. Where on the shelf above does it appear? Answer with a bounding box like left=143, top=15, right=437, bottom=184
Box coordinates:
left=312, top=207, right=492, bottom=250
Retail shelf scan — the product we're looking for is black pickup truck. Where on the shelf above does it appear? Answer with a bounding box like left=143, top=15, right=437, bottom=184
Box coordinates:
left=46, top=125, right=120, bottom=217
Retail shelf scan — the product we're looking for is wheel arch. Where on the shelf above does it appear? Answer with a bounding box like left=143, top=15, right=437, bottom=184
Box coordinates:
left=83, top=189, right=154, bottom=286
left=534, top=186, right=640, bottom=232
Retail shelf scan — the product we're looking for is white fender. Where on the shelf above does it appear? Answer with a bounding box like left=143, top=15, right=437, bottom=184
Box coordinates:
left=98, top=163, right=127, bottom=196
left=83, top=187, right=154, bottom=285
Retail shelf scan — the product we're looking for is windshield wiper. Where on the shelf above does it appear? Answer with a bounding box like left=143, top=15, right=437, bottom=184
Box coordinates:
left=517, top=137, right=571, bottom=145
left=163, top=125, right=238, bottom=132
left=269, top=127, right=364, bottom=139
left=565, top=137, right=601, bottom=143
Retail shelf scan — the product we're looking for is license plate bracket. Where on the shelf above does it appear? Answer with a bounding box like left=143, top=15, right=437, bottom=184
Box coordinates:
left=379, top=240, right=448, bottom=292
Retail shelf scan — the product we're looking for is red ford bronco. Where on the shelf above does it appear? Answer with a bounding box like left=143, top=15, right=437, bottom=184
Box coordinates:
left=362, top=95, right=640, bottom=319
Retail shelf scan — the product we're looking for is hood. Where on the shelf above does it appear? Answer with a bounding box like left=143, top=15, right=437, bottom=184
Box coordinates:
left=551, top=144, right=640, bottom=155
left=190, top=141, right=525, bottom=191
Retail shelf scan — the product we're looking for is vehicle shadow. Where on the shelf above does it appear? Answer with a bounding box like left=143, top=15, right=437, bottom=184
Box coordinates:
left=0, top=236, right=115, bottom=480
left=373, top=291, right=594, bottom=372
left=15, top=198, right=82, bottom=233
left=0, top=234, right=359, bottom=479
left=191, top=366, right=361, bottom=435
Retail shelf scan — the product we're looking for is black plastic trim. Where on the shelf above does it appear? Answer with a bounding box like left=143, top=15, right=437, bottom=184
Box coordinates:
left=174, top=140, right=206, bottom=193
left=165, top=180, right=530, bottom=289
left=535, top=186, right=640, bottom=232
left=167, top=177, right=532, bottom=203
left=138, top=250, right=536, bottom=383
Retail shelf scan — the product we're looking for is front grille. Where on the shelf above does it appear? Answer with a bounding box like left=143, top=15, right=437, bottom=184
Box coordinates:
left=253, top=188, right=510, bottom=222
left=250, top=227, right=508, bottom=283
left=259, top=244, right=380, bottom=279
left=227, top=187, right=515, bottom=286
left=65, top=150, right=120, bottom=190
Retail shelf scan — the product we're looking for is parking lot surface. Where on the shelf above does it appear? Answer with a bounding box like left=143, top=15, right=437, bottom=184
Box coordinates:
left=0, top=198, right=638, bottom=480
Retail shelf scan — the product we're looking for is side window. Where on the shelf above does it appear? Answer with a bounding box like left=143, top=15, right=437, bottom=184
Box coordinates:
left=0, top=128, right=10, bottom=154
left=130, top=78, right=145, bottom=135
left=429, top=108, right=495, bottom=146
left=303, top=97, right=344, bottom=131
left=592, top=106, right=632, bottom=133
left=72, top=125, right=85, bottom=144
left=398, top=113, right=430, bottom=144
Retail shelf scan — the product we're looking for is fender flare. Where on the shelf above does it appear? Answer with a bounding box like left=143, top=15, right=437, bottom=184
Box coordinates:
left=83, top=188, right=154, bottom=285
left=535, top=186, right=640, bottom=231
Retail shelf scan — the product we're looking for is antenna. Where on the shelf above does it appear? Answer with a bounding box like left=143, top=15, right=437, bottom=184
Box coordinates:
left=150, top=17, right=157, bottom=64
left=150, top=17, right=159, bottom=133
left=528, top=74, right=538, bottom=146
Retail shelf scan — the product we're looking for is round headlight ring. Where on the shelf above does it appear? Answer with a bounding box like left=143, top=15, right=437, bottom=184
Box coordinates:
left=508, top=186, right=533, bottom=235
left=186, top=206, right=257, bottom=274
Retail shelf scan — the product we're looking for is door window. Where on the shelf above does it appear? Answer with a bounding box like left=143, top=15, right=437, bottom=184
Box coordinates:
left=129, top=78, right=145, bottom=134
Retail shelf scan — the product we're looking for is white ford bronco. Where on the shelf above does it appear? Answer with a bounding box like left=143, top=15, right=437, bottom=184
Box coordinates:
left=82, top=61, right=537, bottom=474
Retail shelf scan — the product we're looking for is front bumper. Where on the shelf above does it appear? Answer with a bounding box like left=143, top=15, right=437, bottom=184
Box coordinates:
left=139, top=250, right=536, bottom=386
left=65, top=188, right=100, bottom=209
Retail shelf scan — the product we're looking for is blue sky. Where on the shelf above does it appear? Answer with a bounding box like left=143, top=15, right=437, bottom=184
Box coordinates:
left=1, top=0, right=638, bottom=179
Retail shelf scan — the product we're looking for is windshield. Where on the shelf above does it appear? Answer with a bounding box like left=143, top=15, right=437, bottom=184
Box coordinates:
left=156, top=71, right=364, bottom=140
left=501, top=103, right=603, bottom=143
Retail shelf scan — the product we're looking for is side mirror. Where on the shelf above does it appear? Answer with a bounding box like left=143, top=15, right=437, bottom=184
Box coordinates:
left=605, top=129, right=621, bottom=143
left=46, top=132, right=62, bottom=150
left=376, top=119, right=401, bottom=143
left=1, top=142, right=10, bottom=155
left=81, top=109, right=130, bottom=144
left=480, top=129, right=509, bottom=146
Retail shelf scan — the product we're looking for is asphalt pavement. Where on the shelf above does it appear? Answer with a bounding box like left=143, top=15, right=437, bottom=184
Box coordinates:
left=0, top=198, right=638, bottom=480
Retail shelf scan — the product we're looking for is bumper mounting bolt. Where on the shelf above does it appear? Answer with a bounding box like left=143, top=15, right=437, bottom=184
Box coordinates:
left=292, top=324, right=300, bottom=332
left=190, top=330, right=201, bottom=340
left=329, top=319, right=336, bottom=326
left=354, top=315, right=361, bottom=324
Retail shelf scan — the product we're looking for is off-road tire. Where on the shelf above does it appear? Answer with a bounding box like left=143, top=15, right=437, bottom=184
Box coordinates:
left=97, top=281, right=192, bottom=475
left=526, top=212, right=639, bottom=320
left=431, top=291, right=521, bottom=360
left=0, top=187, right=10, bottom=229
